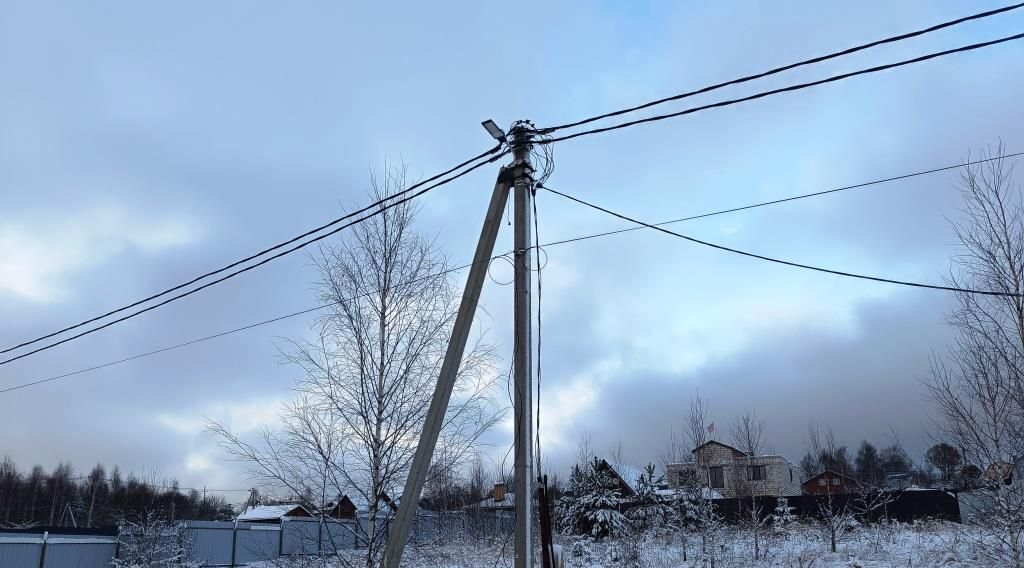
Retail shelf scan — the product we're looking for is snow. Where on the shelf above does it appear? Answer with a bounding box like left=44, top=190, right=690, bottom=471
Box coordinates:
left=655, top=486, right=722, bottom=499
left=470, top=492, right=516, bottom=509
left=47, top=537, right=118, bottom=544
left=0, top=537, right=43, bottom=544
left=244, top=521, right=1004, bottom=567
left=0, top=536, right=115, bottom=544
left=237, top=504, right=310, bottom=521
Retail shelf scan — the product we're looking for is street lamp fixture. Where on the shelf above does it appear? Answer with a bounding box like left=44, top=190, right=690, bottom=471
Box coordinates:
left=481, top=119, right=506, bottom=142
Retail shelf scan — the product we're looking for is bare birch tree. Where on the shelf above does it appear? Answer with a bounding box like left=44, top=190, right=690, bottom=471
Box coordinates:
left=685, top=390, right=711, bottom=451
left=210, top=165, right=504, bottom=567
left=607, top=438, right=625, bottom=465
left=924, top=146, right=1024, bottom=567
left=729, top=409, right=766, bottom=457
left=658, top=427, right=689, bottom=473
left=729, top=409, right=769, bottom=560
left=575, top=429, right=595, bottom=469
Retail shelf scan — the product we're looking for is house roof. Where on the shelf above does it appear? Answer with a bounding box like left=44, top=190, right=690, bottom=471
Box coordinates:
left=471, top=493, right=516, bottom=509
left=321, top=496, right=357, bottom=518
left=691, top=440, right=746, bottom=456
left=599, top=460, right=645, bottom=496
left=655, top=487, right=723, bottom=500
left=802, top=469, right=860, bottom=486
left=237, top=504, right=312, bottom=522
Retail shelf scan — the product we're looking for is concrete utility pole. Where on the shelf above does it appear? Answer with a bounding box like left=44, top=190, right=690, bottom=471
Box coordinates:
left=381, top=120, right=537, bottom=568
left=381, top=159, right=513, bottom=568
left=510, top=123, right=535, bottom=568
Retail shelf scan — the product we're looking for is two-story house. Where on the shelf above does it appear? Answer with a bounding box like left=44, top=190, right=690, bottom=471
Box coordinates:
left=666, top=440, right=801, bottom=498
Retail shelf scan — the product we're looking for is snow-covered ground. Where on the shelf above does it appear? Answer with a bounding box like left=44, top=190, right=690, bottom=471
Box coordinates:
left=248, top=521, right=1006, bottom=567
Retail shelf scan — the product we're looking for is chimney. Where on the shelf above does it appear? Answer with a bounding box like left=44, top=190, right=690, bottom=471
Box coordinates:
left=493, top=481, right=506, bottom=503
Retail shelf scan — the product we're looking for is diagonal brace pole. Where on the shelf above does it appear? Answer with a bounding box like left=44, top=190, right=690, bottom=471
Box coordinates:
left=381, top=167, right=513, bottom=568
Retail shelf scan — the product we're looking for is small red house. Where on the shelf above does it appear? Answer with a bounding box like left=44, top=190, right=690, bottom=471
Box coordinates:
left=802, top=470, right=860, bottom=496
left=325, top=495, right=358, bottom=519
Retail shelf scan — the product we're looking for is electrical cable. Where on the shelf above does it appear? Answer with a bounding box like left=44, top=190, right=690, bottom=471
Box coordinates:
left=533, top=195, right=544, bottom=478
left=3, top=151, right=1011, bottom=394
left=540, top=152, right=1024, bottom=249
left=540, top=3, right=1024, bottom=134
left=0, top=256, right=490, bottom=394
left=492, top=338, right=518, bottom=568
left=0, top=149, right=509, bottom=368
left=539, top=183, right=1024, bottom=298
left=487, top=255, right=516, bottom=286
left=527, top=135, right=553, bottom=480
left=538, top=33, right=1024, bottom=144
left=0, top=145, right=505, bottom=357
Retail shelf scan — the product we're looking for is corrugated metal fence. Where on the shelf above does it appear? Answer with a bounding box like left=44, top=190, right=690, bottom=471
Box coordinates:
left=0, top=511, right=513, bottom=567
left=0, top=530, right=118, bottom=568
left=185, top=518, right=361, bottom=566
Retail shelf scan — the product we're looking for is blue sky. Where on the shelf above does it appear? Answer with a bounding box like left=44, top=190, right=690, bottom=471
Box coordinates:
left=2, top=1, right=1023, bottom=498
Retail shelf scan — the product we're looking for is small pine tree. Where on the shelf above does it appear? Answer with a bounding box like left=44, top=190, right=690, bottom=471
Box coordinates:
left=556, top=460, right=630, bottom=539
left=772, top=497, right=796, bottom=528
left=556, top=464, right=587, bottom=535
left=626, top=463, right=677, bottom=534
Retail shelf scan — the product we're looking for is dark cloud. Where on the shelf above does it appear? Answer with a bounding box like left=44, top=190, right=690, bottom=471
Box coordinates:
left=1, top=0, right=1021, bottom=497
left=547, top=289, right=955, bottom=471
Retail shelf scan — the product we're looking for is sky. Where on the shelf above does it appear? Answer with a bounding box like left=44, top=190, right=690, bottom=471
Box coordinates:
left=1, top=1, right=1023, bottom=503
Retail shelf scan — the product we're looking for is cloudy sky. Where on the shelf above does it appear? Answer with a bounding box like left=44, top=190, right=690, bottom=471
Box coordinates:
left=2, top=1, right=1022, bottom=501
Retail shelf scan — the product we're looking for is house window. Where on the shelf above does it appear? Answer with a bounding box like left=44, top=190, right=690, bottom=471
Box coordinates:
left=709, top=467, right=725, bottom=488
left=748, top=465, right=766, bottom=481
left=818, top=479, right=827, bottom=486
left=832, top=478, right=841, bottom=486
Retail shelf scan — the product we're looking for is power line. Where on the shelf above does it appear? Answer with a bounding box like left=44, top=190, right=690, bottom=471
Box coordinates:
left=539, top=183, right=1024, bottom=299
left=540, top=152, right=1024, bottom=248
left=3, top=152, right=1014, bottom=394
left=540, top=3, right=1024, bottom=134
left=539, top=32, right=1024, bottom=143
left=0, top=257, right=490, bottom=394
left=0, top=149, right=509, bottom=368
left=0, top=145, right=504, bottom=357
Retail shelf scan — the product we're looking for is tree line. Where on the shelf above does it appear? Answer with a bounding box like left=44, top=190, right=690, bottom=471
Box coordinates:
left=797, top=424, right=971, bottom=489
left=0, top=457, right=234, bottom=528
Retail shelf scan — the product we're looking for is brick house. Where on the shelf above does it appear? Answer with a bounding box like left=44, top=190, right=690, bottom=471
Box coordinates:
left=802, top=470, right=861, bottom=496
left=666, top=440, right=801, bottom=498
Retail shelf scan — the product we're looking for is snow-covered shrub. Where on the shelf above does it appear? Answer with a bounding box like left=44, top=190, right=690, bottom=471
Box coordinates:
left=567, top=537, right=596, bottom=564
left=113, top=511, right=200, bottom=568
